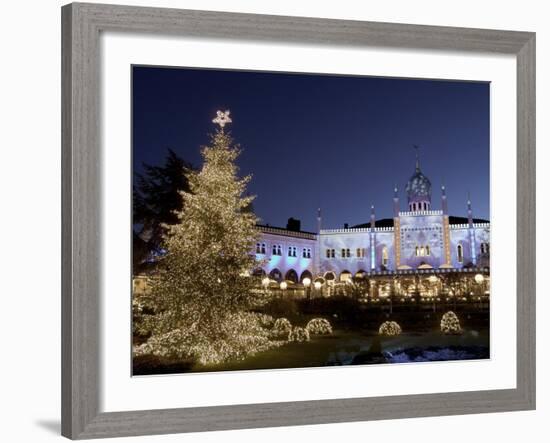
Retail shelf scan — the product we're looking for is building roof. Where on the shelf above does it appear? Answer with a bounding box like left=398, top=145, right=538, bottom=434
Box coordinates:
left=256, top=224, right=317, bottom=240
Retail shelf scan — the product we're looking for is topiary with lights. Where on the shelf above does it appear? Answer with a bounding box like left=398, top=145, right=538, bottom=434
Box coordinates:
left=288, top=326, right=310, bottom=342
left=378, top=321, right=402, bottom=336
left=272, top=318, right=292, bottom=337
left=306, top=318, right=333, bottom=335
left=440, top=311, right=462, bottom=334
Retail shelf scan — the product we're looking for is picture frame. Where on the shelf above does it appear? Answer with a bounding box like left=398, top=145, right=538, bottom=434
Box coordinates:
left=61, top=2, right=535, bottom=439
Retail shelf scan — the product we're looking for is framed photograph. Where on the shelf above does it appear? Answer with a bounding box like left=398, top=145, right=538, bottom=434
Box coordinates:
left=62, top=2, right=535, bottom=439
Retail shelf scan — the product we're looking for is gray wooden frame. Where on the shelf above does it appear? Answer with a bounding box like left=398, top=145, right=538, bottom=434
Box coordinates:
left=62, top=2, right=536, bottom=439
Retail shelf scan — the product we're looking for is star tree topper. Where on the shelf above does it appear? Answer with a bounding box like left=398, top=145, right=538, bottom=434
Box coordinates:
left=212, top=110, right=232, bottom=129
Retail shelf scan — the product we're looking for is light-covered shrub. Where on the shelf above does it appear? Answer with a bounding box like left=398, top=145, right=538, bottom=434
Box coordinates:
left=272, top=318, right=292, bottom=337
left=440, top=311, right=462, bottom=334
left=306, top=318, right=333, bottom=335
left=288, top=326, right=310, bottom=342
left=378, top=320, right=402, bottom=336
left=256, top=313, right=275, bottom=328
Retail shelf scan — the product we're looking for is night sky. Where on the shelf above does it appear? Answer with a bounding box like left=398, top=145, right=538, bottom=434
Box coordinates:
left=133, top=66, right=490, bottom=232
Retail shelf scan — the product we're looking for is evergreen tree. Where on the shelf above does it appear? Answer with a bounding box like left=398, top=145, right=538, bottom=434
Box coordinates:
left=136, top=112, right=277, bottom=365
left=133, top=149, right=194, bottom=249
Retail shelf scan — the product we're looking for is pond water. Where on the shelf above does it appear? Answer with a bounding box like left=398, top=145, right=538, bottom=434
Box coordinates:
left=193, top=328, right=490, bottom=373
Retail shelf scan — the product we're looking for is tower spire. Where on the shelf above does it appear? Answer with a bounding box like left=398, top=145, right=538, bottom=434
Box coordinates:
left=317, top=207, right=322, bottom=233
left=467, top=191, right=473, bottom=225
left=393, top=184, right=400, bottom=217
left=441, top=183, right=448, bottom=215
left=414, top=145, right=420, bottom=172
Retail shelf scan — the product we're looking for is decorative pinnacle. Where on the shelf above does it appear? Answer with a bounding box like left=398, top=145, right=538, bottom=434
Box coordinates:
left=212, top=110, right=232, bottom=128
left=414, top=145, right=420, bottom=171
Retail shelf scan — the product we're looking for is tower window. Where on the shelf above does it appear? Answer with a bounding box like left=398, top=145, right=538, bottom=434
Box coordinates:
left=415, top=245, right=430, bottom=257
left=457, top=244, right=464, bottom=263
left=382, top=247, right=389, bottom=266
left=480, top=242, right=490, bottom=254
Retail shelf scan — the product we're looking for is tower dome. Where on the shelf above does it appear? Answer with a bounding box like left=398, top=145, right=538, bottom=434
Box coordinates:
left=405, top=147, right=432, bottom=212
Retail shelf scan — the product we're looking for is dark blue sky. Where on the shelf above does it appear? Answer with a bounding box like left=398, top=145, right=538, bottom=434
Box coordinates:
left=133, top=66, right=490, bottom=232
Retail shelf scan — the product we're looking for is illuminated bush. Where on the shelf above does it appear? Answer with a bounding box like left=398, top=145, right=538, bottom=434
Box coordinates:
left=256, top=313, right=275, bottom=328
left=441, top=311, right=462, bottom=334
left=272, top=318, right=292, bottom=337
left=288, top=326, right=310, bottom=342
left=378, top=321, right=402, bottom=336
left=306, top=318, right=333, bottom=335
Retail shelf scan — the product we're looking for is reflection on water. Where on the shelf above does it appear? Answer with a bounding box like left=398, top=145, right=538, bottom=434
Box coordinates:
left=326, top=329, right=489, bottom=366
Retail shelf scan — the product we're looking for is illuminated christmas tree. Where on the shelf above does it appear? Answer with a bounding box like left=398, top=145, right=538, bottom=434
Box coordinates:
left=136, top=111, right=279, bottom=365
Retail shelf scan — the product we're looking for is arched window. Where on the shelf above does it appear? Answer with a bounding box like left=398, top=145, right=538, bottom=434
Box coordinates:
left=300, top=270, right=313, bottom=283
left=269, top=268, right=282, bottom=282
left=382, top=247, right=389, bottom=266
left=426, top=245, right=430, bottom=256
left=285, top=269, right=298, bottom=283
left=457, top=244, right=464, bottom=263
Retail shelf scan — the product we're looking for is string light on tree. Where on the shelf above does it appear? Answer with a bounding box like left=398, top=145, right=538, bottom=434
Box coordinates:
left=134, top=110, right=280, bottom=365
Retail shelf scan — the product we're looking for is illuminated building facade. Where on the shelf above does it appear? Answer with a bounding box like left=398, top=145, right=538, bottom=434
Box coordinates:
left=256, top=156, right=490, bottom=283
